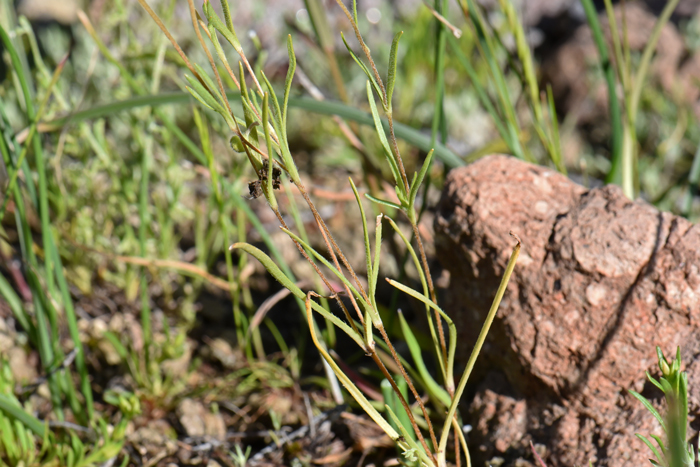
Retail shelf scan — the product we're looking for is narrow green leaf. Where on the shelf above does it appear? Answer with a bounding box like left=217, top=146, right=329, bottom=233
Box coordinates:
left=231, top=243, right=365, bottom=348
left=546, top=85, right=564, bottom=173
left=279, top=229, right=370, bottom=312
left=303, top=294, right=409, bottom=452
left=349, top=178, right=372, bottom=286
left=384, top=404, right=428, bottom=461
left=103, top=331, right=129, bottom=359
left=282, top=35, right=297, bottom=139
left=218, top=0, right=235, bottom=34
left=342, top=33, right=382, bottom=100
left=387, top=278, right=455, bottom=379
left=408, top=149, right=434, bottom=208
left=260, top=71, right=300, bottom=183
left=366, top=82, right=401, bottom=185
left=193, top=64, right=226, bottom=107
left=304, top=0, right=334, bottom=50
left=397, top=311, right=450, bottom=407
left=580, top=0, right=623, bottom=185
left=629, top=390, right=667, bottom=431
left=42, top=92, right=464, bottom=167
left=239, top=63, right=260, bottom=148
left=0, top=274, right=33, bottom=334
left=365, top=193, right=401, bottom=210
left=395, top=187, right=408, bottom=206
left=369, top=215, right=383, bottom=308
left=260, top=71, right=282, bottom=129
left=629, top=0, right=680, bottom=119
left=680, top=371, right=689, bottom=432
left=659, top=378, right=674, bottom=396
left=646, top=371, right=665, bottom=392
left=386, top=31, right=403, bottom=110
left=0, top=394, right=46, bottom=438
left=636, top=434, right=665, bottom=466
left=262, top=93, right=278, bottom=211
left=203, top=1, right=243, bottom=53
left=385, top=215, right=445, bottom=382
left=185, top=78, right=219, bottom=113
left=650, top=434, right=668, bottom=457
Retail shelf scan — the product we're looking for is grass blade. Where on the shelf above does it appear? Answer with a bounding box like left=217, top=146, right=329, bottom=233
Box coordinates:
left=397, top=311, right=450, bottom=407
left=282, top=35, right=297, bottom=138
left=580, top=0, right=623, bottom=186
left=438, top=232, right=520, bottom=462
left=386, top=31, right=403, bottom=110
left=0, top=394, right=46, bottom=438
left=42, top=92, right=463, bottom=167
left=231, top=243, right=365, bottom=348
left=629, top=390, right=667, bottom=431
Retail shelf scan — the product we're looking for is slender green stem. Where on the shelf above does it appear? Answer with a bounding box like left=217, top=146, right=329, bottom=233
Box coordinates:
left=138, top=133, right=153, bottom=356
left=437, top=235, right=520, bottom=464
left=683, top=143, right=700, bottom=218
left=581, top=0, right=623, bottom=187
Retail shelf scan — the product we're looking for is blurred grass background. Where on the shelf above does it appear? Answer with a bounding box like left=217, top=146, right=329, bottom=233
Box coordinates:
left=0, top=0, right=699, bottom=464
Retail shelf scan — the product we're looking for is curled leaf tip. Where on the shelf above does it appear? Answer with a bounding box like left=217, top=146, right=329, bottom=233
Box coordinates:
left=509, top=230, right=522, bottom=245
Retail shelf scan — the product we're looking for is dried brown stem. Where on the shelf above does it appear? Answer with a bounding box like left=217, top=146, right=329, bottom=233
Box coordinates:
left=64, top=237, right=233, bottom=292
left=298, top=187, right=370, bottom=314
left=197, top=15, right=240, bottom=90
left=386, top=115, right=410, bottom=192
left=423, top=1, right=462, bottom=38
left=368, top=350, right=436, bottom=465
left=375, top=324, right=439, bottom=464
left=271, top=206, right=364, bottom=334
left=186, top=0, right=233, bottom=119
left=135, top=0, right=203, bottom=86
left=332, top=0, right=387, bottom=102
left=454, top=424, right=461, bottom=467
left=410, top=219, right=447, bottom=365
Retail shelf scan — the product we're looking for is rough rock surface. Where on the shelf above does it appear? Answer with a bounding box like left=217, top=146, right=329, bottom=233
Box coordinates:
left=434, top=155, right=700, bottom=467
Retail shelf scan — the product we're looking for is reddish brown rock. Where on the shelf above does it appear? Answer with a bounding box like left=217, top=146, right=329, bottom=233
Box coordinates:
left=434, top=155, right=700, bottom=466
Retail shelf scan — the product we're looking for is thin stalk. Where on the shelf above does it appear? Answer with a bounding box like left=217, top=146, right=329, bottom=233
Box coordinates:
left=304, top=293, right=436, bottom=466
left=304, top=0, right=349, bottom=102
left=297, top=187, right=371, bottom=315
left=422, top=0, right=450, bottom=372
left=186, top=0, right=235, bottom=122
left=133, top=1, right=207, bottom=87
left=682, top=143, right=700, bottom=218
left=437, top=234, right=520, bottom=465
left=271, top=200, right=364, bottom=337
left=602, top=0, right=628, bottom=91
left=0, top=24, right=54, bottom=297
left=138, top=133, right=153, bottom=357
left=0, top=55, right=67, bottom=220
left=580, top=0, right=623, bottom=186
left=279, top=177, right=336, bottom=347
left=374, top=324, right=438, bottom=464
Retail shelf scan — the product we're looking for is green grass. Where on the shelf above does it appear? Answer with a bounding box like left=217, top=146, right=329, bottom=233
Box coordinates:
left=0, top=0, right=698, bottom=465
